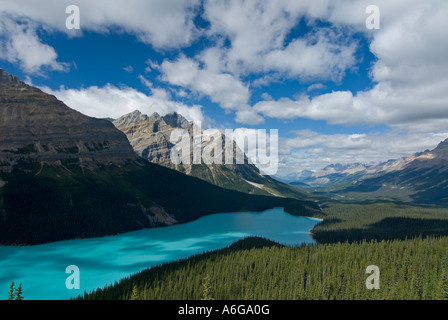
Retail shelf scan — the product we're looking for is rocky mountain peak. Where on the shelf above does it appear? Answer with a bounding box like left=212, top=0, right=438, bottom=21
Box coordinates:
left=129, top=109, right=143, bottom=117
left=433, top=138, right=448, bottom=157
left=113, top=110, right=193, bottom=132
left=0, top=69, right=38, bottom=96
left=162, top=112, right=191, bottom=130
left=0, top=69, right=26, bottom=87
left=148, top=112, right=163, bottom=122
left=113, top=110, right=149, bottom=127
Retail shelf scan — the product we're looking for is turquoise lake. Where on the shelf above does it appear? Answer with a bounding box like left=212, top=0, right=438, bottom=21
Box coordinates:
left=0, top=208, right=320, bottom=300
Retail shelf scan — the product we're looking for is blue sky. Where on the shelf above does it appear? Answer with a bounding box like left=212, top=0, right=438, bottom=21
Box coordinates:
left=1, top=0, right=447, bottom=179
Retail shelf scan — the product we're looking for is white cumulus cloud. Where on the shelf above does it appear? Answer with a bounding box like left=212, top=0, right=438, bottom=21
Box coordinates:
left=0, top=15, right=69, bottom=74
left=40, top=84, right=204, bottom=126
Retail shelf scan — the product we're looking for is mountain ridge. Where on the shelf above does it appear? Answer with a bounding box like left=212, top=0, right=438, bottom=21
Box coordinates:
left=0, top=69, right=138, bottom=171
left=290, top=139, right=448, bottom=189
left=294, top=138, right=448, bottom=204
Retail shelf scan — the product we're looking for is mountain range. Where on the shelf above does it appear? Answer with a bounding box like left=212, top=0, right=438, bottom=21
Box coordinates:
left=289, top=163, right=373, bottom=187
left=0, top=69, right=318, bottom=245
left=291, top=139, right=448, bottom=205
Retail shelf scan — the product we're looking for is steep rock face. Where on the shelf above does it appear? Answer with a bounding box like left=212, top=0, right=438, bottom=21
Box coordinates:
left=113, top=110, right=262, bottom=177
left=113, top=110, right=305, bottom=198
left=113, top=110, right=180, bottom=171
left=0, top=69, right=137, bottom=171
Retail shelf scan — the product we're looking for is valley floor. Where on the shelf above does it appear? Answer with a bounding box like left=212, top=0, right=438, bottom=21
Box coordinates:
left=311, top=200, right=448, bottom=244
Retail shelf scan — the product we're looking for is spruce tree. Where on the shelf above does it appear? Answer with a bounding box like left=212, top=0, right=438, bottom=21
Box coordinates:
left=201, top=274, right=214, bottom=300
left=437, top=270, right=448, bottom=300
left=7, top=282, right=15, bottom=300
left=15, top=284, right=23, bottom=301
left=130, top=285, right=139, bottom=300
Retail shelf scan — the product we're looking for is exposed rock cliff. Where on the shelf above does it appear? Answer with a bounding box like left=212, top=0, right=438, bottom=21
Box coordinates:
left=0, top=69, right=137, bottom=171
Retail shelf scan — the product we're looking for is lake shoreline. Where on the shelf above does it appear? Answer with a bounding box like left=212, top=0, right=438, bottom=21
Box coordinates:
left=0, top=206, right=324, bottom=248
